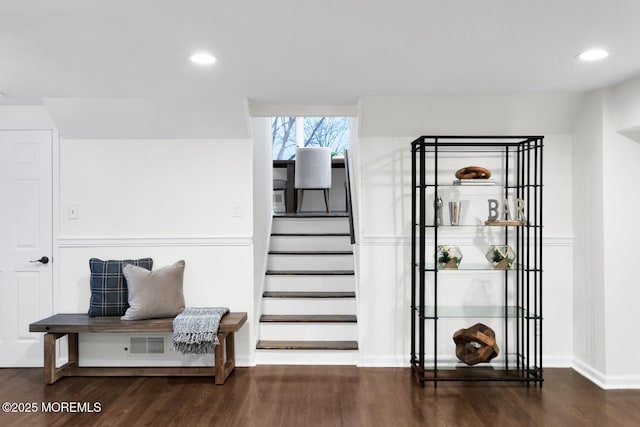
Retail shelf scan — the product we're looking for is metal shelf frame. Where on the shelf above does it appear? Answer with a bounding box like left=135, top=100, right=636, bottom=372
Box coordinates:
left=410, top=135, right=544, bottom=386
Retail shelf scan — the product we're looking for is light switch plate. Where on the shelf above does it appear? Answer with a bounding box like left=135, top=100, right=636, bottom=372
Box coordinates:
left=68, top=204, right=79, bottom=220
left=231, top=202, right=242, bottom=217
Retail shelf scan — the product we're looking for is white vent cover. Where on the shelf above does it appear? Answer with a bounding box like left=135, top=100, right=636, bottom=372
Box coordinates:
left=130, top=337, right=165, bottom=354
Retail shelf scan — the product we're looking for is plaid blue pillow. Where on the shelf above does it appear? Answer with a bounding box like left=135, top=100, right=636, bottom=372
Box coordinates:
left=88, top=258, right=153, bottom=317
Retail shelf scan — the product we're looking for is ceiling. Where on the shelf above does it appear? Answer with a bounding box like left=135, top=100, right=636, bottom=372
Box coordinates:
left=1, top=0, right=639, bottom=136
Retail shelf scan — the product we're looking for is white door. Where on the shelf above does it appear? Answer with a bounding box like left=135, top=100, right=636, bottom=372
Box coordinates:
left=0, top=130, right=53, bottom=366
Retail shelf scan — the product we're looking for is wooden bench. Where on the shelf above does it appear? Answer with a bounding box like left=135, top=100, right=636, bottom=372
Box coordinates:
left=29, top=312, right=247, bottom=385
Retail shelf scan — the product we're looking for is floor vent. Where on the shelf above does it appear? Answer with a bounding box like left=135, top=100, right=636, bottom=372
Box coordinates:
left=130, top=337, right=165, bottom=354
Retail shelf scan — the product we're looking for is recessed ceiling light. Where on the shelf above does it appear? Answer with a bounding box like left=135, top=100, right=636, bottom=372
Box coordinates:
left=577, top=49, right=609, bottom=61
left=190, top=52, right=216, bottom=65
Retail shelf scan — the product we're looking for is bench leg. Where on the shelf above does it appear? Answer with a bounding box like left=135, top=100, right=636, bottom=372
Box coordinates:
left=68, top=332, right=79, bottom=368
left=214, top=331, right=236, bottom=385
left=43, top=332, right=79, bottom=384
left=44, top=333, right=65, bottom=384
left=226, top=331, right=235, bottom=366
left=43, top=333, right=58, bottom=384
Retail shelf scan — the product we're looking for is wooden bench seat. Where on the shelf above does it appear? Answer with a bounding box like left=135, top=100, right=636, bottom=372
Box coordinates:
left=29, top=312, right=247, bottom=385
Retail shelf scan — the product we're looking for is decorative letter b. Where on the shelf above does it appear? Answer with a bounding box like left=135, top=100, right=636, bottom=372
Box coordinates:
left=487, top=199, right=499, bottom=221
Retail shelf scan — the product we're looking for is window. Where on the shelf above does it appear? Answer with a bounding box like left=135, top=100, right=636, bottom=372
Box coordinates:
left=271, top=116, right=350, bottom=160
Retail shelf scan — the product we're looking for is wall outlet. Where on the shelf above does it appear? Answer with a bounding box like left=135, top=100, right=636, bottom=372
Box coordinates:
left=231, top=202, right=242, bottom=217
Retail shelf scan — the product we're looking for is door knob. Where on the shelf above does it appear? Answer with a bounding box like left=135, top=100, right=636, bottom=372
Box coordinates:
left=30, top=256, right=50, bottom=265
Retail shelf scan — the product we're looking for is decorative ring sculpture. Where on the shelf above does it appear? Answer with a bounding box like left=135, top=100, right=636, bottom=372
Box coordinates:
left=453, top=323, right=499, bottom=365
left=455, top=166, right=492, bottom=180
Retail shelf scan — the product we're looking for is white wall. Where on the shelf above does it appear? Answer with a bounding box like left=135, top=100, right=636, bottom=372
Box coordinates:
left=57, top=137, right=255, bottom=366
left=355, top=95, right=576, bottom=367
left=251, top=118, right=273, bottom=345
left=359, top=94, right=584, bottom=137
left=572, top=90, right=606, bottom=378
left=571, top=76, right=640, bottom=388
left=611, top=77, right=640, bottom=132
left=59, top=139, right=252, bottom=238
left=0, top=105, right=56, bottom=129
left=603, top=78, right=640, bottom=383
left=44, top=97, right=251, bottom=139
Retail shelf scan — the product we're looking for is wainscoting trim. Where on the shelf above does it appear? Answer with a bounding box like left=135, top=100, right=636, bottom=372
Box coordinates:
left=58, top=236, right=253, bottom=248
left=360, top=235, right=573, bottom=247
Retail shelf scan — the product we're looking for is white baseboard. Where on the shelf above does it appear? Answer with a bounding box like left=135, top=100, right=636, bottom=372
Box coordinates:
left=57, top=356, right=254, bottom=368
left=254, top=349, right=359, bottom=365
left=357, top=355, right=409, bottom=367
left=236, top=357, right=254, bottom=367
left=3, top=359, right=43, bottom=368
left=573, top=358, right=640, bottom=389
left=543, top=356, right=573, bottom=368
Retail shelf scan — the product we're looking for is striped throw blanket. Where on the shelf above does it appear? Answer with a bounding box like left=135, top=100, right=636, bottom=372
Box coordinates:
left=172, top=307, right=230, bottom=354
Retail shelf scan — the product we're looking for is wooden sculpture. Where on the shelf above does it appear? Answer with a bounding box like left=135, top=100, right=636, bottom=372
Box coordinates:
left=455, top=166, right=492, bottom=179
left=453, top=323, right=499, bottom=365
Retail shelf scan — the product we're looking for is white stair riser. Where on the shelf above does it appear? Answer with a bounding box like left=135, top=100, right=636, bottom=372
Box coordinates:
left=259, top=323, right=358, bottom=341
left=272, top=218, right=350, bottom=234
left=270, top=235, right=352, bottom=252
left=268, top=254, right=353, bottom=270
left=262, top=298, right=356, bottom=315
left=264, top=275, right=355, bottom=292
left=254, top=350, right=359, bottom=365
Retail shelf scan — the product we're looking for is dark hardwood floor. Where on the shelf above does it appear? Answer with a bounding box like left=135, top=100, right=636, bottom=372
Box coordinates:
left=1, top=367, right=639, bottom=426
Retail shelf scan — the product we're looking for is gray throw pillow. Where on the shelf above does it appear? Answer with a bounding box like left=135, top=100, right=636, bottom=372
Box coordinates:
left=121, top=260, right=186, bottom=321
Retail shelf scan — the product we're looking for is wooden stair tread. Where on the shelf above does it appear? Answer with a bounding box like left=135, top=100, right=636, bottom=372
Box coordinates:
left=256, top=340, right=358, bottom=350
left=269, top=250, right=353, bottom=255
left=263, top=291, right=355, bottom=298
left=266, top=270, right=354, bottom=276
left=260, top=314, right=357, bottom=323
left=273, top=212, right=348, bottom=218
left=271, top=232, right=350, bottom=237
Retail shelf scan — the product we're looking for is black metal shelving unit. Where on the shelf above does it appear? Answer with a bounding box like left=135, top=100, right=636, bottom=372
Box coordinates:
left=410, top=135, right=544, bottom=386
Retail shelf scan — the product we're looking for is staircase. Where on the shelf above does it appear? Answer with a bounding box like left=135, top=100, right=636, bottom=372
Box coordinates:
left=256, top=213, right=358, bottom=364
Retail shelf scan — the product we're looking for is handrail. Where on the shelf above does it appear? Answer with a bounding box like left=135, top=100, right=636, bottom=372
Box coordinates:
left=343, top=149, right=356, bottom=244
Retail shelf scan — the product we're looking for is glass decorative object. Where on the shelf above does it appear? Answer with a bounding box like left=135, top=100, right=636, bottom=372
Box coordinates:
left=436, top=245, right=463, bottom=269
left=485, top=245, right=516, bottom=269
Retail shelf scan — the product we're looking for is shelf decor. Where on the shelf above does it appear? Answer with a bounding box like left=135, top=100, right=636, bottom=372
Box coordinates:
left=436, top=245, right=462, bottom=269
left=453, top=323, right=500, bottom=365
left=485, top=245, right=516, bottom=269
left=484, top=220, right=527, bottom=226
left=485, top=198, right=527, bottom=225
left=454, top=166, right=492, bottom=179
left=453, top=166, right=494, bottom=186
left=448, top=201, right=461, bottom=225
